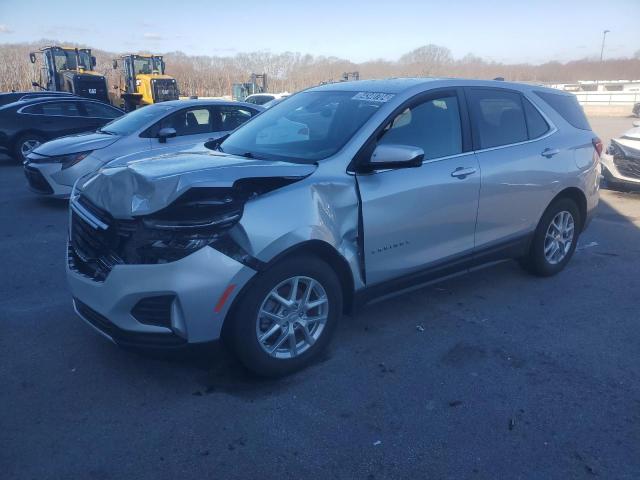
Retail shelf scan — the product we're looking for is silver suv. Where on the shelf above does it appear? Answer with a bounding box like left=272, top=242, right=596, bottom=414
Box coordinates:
left=67, top=79, right=600, bottom=376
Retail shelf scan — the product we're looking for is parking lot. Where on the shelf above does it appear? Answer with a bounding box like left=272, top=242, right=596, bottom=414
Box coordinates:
left=1, top=116, right=639, bottom=479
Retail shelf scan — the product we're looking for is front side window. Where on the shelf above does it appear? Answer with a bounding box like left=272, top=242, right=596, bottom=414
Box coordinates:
left=81, top=101, right=123, bottom=119
left=220, top=90, right=385, bottom=162
left=468, top=89, right=528, bottom=149
left=378, top=95, right=462, bottom=160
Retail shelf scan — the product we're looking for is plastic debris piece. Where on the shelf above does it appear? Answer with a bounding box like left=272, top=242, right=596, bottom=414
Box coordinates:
left=416, top=325, right=425, bottom=332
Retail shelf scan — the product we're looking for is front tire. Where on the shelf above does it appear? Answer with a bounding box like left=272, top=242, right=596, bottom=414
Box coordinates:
left=520, top=198, right=581, bottom=277
left=12, top=133, right=44, bottom=163
left=229, top=255, right=342, bottom=377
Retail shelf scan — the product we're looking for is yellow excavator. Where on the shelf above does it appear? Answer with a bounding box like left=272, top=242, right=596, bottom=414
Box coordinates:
left=29, top=46, right=110, bottom=103
left=112, top=54, right=179, bottom=111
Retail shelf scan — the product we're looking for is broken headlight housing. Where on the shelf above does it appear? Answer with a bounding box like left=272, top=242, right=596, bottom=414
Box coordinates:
left=136, top=187, right=245, bottom=264
left=129, top=178, right=300, bottom=265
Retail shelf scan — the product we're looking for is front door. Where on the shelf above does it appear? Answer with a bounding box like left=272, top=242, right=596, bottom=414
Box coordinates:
left=356, top=90, right=480, bottom=285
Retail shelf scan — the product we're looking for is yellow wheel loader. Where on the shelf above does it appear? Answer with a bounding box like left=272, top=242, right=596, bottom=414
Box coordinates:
left=112, top=54, right=179, bottom=111
left=29, top=46, right=110, bottom=103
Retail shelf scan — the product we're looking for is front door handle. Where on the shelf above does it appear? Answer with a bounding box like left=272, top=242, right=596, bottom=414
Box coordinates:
left=451, top=167, right=477, bottom=179
left=541, top=147, right=560, bottom=158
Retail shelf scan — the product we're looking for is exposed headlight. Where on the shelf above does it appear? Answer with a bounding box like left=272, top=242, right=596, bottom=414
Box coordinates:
left=41, top=151, right=93, bottom=169
left=135, top=187, right=246, bottom=264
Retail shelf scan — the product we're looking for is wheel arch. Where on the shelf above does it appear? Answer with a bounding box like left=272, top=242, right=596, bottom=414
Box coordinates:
left=260, top=240, right=355, bottom=314
left=550, top=187, right=587, bottom=231
left=222, top=239, right=355, bottom=343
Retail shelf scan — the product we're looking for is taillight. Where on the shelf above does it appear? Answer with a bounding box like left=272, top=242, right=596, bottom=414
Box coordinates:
left=592, top=137, right=603, bottom=157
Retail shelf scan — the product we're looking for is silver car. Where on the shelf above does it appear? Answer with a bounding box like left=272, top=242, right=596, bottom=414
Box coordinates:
left=67, top=78, right=600, bottom=376
left=23, top=100, right=263, bottom=198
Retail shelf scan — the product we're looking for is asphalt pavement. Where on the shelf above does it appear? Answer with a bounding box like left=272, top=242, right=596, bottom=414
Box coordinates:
left=1, top=116, right=639, bottom=479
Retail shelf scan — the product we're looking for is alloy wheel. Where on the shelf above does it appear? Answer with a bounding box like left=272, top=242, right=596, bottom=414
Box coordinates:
left=256, top=276, right=329, bottom=359
left=544, top=210, right=575, bottom=264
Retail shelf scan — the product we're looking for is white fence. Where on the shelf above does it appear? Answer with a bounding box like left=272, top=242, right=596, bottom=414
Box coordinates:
left=571, top=91, right=640, bottom=106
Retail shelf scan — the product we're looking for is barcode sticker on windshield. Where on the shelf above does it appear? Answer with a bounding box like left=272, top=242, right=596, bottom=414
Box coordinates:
left=352, top=92, right=395, bottom=103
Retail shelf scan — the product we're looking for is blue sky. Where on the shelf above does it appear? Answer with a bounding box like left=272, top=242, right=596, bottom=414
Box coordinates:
left=0, top=0, right=638, bottom=63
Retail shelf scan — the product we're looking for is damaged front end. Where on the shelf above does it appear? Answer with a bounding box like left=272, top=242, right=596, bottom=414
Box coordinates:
left=608, top=137, right=640, bottom=181
left=69, top=153, right=316, bottom=281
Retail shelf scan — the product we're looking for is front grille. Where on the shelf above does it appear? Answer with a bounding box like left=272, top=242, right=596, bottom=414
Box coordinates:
left=24, top=166, right=53, bottom=194
left=613, top=155, right=640, bottom=180
left=68, top=196, right=134, bottom=282
left=152, top=79, right=179, bottom=103
left=75, top=299, right=186, bottom=347
left=131, top=295, right=175, bottom=329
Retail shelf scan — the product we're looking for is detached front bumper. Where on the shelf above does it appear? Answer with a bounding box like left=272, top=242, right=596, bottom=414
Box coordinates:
left=67, top=245, right=256, bottom=347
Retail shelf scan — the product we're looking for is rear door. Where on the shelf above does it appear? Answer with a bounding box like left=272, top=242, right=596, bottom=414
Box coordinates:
left=24, top=100, right=93, bottom=137
left=77, top=100, right=123, bottom=130
left=466, top=87, right=565, bottom=249
left=356, top=89, right=480, bottom=285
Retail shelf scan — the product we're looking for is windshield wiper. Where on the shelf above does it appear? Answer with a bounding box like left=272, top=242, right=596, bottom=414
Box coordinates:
left=98, top=128, right=116, bottom=135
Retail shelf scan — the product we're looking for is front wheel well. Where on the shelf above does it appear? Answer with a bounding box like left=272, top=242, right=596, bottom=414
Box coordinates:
left=550, top=187, right=587, bottom=231
left=262, top=240, right=355, bottom=314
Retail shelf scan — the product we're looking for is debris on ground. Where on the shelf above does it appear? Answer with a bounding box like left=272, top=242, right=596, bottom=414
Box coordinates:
left=578, top=241, right=599, bottom=250
left=508, top=418, right=516, bottom=430
left=448, top=400, right=463, bottom=407
left=416, top=325, right=425, bottom=332
left=373, top=440, right=382, bottom=446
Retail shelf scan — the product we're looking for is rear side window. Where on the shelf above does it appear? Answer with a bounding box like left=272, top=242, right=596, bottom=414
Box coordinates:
left=467, top=89, right=528, bottom=149
left=23, top=101, right=81, bottom=116
left=534, top=91, right=591, bottom=130
left=378, top=95, right=462, bottom=160
left=213, top=106, right=256, bottom=132
left=522, top=98, right=549, bottom=139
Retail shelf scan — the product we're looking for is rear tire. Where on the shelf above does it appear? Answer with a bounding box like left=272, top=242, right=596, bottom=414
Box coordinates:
left=12, top=133, right=44, bottom=163
left=520, top=198, right=581, bottom=277
left=228, top=255, right=342, bottom=377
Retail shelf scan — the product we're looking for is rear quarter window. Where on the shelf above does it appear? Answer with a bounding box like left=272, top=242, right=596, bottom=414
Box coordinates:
left=534, top=91, right=591, bottom=131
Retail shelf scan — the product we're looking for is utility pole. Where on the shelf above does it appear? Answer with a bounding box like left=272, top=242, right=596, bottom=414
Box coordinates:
left=600, top=30, right=610, bottom=62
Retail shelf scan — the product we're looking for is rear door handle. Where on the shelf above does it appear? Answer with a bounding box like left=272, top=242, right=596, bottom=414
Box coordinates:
left=451, top=167, right=477, bottom=179
left=541, top=148, right=560, bottom=158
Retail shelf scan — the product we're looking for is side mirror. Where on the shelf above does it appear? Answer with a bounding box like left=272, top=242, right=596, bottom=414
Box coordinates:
left=157, top=127, right=177, bottom=143
left=91, top=56, right=97, bottom=67
left=29, top=53, right=36, bottom=64
left=112, top=59, right=118, bottom=69
left=364, top=144, right=424, bottom=171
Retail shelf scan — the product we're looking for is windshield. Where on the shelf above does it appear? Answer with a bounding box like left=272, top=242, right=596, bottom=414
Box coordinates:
left=53, top=49, right=91, bottom=71
left=98, top=104, right=174, bottom=136
left=220, top=91, right=386, bottom=162
left=133, top=56, right=163, bottom=75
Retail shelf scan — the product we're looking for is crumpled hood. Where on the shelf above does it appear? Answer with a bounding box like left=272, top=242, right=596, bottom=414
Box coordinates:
left=34, top=132, right=120, bottom=156
left=78, top=150, right=316, bottom=217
